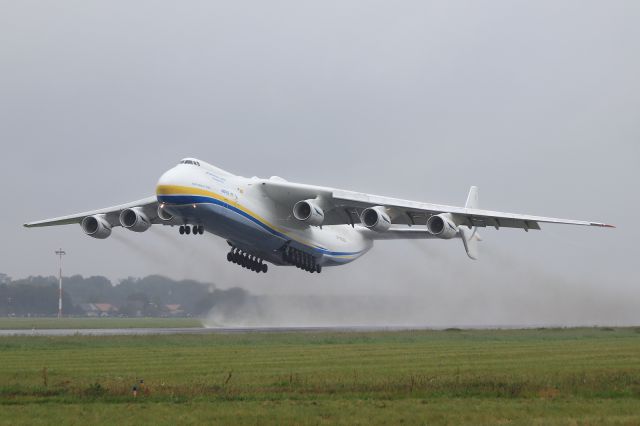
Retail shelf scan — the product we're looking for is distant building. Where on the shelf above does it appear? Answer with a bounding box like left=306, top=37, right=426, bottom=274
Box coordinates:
left=164, top=304, right=184, bottom=316
left=79, top=303, right=99, bottom=317
left=79, top=303, right=118, bottom=317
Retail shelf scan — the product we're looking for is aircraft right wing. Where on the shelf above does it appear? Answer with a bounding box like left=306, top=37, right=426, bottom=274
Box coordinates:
left=23, top=196, right=164, bottom=228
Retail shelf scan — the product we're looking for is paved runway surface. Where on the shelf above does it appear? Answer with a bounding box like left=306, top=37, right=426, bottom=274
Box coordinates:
left=0, top=326, right=433, bottom=337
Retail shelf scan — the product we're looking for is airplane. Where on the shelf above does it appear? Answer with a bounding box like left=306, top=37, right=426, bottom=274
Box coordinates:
left=24, top=158, right=614, bottom=274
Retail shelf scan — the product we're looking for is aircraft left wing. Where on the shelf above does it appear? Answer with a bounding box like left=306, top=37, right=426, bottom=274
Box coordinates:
left=257, top=178, right=614, bottom=231
left=23, top=196, right=177, bottom=228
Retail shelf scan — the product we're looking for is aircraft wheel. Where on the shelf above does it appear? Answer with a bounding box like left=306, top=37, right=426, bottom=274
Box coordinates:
left=179, top=226, right=185, bottom=235
left=262, top=264, right=268, bottom=273
left=185, top=226, right=191, bottom=235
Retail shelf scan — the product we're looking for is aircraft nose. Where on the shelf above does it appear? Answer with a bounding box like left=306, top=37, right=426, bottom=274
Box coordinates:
left=156, top=167, right=184, bottom=201
left=157, top=167, right=178, bottom=188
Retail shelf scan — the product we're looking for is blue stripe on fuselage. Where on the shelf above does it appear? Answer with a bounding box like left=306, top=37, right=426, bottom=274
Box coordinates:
left=157, top=194, right=363, bottom=257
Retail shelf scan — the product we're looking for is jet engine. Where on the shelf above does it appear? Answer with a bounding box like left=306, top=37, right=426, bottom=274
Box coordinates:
left=427, top=213, right=458, bottom=239
left=361, top=206, right=391, bottom=232
left=293, top=199, right=324, bottom=226
left=157, top=204, right=173, bottom=221
left=81, top=215, right=112, bottom=239
left=119, top=208, right=152, bottom=232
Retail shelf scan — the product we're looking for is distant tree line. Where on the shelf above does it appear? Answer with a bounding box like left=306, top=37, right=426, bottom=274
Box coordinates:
left=0, top=273, right=248, bottom=317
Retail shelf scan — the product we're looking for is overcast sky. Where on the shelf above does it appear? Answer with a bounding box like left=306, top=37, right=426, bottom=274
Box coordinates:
left=1, top=1, right=638, bottom=326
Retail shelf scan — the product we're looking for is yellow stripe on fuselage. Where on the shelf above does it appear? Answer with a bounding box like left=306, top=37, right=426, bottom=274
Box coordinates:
left=156, top=184, right=280, bottom=231
left=156, top=184, right=358, bottom=257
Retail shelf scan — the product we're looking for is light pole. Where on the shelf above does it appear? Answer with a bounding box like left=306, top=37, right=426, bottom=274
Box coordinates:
left=55, top=248, right=66, bottom=319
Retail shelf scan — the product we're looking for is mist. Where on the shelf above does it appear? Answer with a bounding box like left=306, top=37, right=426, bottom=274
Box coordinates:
left=201, top=236, right=638, bottom=328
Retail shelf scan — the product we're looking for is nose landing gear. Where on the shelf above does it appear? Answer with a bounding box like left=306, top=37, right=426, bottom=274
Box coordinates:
left=179, top=225, right=204, bottom=235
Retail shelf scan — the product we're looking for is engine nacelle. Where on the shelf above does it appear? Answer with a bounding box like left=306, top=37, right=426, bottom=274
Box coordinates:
left=427, top=213, right=458, bottom=239
left=157, top=204, right=173, bottom=221
left=119, top=208, right=152, bottom=232
left=81, top=215, right=112, bottom=239
left=293, top=199, right=325, bottom=226
left=361, top=206, right=392, bottom=232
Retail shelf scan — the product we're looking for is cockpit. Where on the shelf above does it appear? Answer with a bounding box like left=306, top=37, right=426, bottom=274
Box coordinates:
left=175, top=158, right=233, bottom=176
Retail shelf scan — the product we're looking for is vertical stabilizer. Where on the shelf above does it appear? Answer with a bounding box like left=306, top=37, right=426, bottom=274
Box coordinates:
left=465, top=186, right=479, bottom=209
left=461, top=186, right=480, bottom=259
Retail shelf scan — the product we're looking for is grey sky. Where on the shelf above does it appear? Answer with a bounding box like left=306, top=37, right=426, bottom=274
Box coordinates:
left=1, top=1, right=638, bottom=325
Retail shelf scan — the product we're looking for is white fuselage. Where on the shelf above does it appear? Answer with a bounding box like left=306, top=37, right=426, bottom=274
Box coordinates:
left=155, top=161, right=373, bottom=267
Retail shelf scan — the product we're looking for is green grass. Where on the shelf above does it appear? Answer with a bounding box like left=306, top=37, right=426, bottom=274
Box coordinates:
left=0, top=317, right=202, bottom=330
left=1, top=327, right=639, bottom=425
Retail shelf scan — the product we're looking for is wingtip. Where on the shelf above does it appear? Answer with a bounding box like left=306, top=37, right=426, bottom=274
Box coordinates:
left=592, top=222, right=616, bottom=228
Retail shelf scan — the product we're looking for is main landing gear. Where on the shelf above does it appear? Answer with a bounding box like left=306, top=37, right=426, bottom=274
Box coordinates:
left=227, top=248, right=268, bottom=273
left=283, top=246, right=322, bottom=274
left=179, top=225, right=204, bottom=235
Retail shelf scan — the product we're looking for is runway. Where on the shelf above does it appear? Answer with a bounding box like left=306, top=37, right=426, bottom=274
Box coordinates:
left=0, top=325, right=433, bottom=337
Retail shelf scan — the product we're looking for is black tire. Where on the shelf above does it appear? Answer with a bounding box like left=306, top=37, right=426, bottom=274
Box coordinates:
left=185, top=226, right=191, bottom=235
left=179, top=226, right=184, bottom=235
left=227, top=253, right=232, bottom=262
left=262, top=264, right=268, bottom=273
left=316, top=265, right=322, bottom=273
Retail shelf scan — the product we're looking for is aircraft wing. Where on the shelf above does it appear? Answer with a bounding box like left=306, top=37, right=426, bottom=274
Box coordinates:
left=257, top=178, right=614, bottom=231
left=23, top=196, right=175, bottom=228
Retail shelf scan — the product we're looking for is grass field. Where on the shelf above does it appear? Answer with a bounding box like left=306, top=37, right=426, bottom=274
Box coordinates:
left=0, top=317, right=202, bottom=330
left=1, top=327, right=639, bottom=425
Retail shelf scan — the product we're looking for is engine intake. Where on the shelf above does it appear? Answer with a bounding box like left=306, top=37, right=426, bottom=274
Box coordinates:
left=157, top=204, right=173, bottom=221
left=81, top=215, right=112, bottom=239
left=293, top=200, right=324, bottom=226
left=119, top=208, right=152, bottom=232
left=427, top=213, right=458, bottom=239
left=361, top=206, right=391, bottom=232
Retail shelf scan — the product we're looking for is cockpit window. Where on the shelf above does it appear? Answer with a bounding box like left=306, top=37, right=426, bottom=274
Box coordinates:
left=179, top=160, right=200, bottom=166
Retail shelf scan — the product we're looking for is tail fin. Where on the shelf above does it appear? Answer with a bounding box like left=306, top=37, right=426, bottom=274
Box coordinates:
left=460, top=186, right=480, bottom=259
left=465, top=186, right=479, bottom=209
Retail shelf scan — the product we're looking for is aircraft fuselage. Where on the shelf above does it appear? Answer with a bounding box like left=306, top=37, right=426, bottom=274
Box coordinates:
left=156, top=161, right=372, bottom=271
